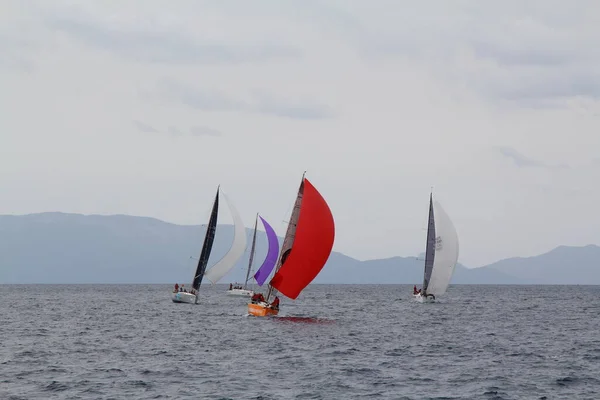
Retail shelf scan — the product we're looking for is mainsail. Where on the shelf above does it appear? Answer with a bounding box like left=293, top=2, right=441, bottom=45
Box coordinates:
left=422, top=193, right=436, bottom=292
left=192, top=187, right=220, bottom=292
left=269, top=178, right=335, bottom=300
left=204, top=192, right=248, bottom=284
left=253, top=216, right=280, bottom=286
left=243, top=214, right=259, bottom=290
left=426, top=200, right=459, bottom=295
left=266, top=177, right=304, bottom=300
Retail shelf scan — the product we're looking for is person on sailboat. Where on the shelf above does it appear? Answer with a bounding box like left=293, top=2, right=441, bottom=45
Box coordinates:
left=174, top=283, right=179, bottom=293
left=229, top=283, right=233, bottom=290
left=270, top=296, right=280, bottom=310
left=251, top=293, right=262, bottom=303
left=413, top=285, right=421, bottom=295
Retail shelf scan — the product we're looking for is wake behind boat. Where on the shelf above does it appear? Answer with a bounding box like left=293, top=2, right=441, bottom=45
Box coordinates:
left=172, top=186, right=247, bottom=304
left=226, top=213, right=279, bottom=297
left=412, top=193, right=459, bottom=303
left=248, top=173, right=335, bottom=317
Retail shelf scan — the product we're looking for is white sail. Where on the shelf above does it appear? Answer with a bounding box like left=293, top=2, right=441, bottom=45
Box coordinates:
left=203, top=192, right=247, bottom=284
left=426, top=200, right=459, bottom=295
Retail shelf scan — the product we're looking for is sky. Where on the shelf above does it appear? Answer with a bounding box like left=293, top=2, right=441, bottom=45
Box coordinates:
left=1, top=0, right=600, bottom=268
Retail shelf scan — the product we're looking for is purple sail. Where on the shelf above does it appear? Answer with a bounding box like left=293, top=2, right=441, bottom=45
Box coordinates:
left=253, top=216, right=280, bottom=286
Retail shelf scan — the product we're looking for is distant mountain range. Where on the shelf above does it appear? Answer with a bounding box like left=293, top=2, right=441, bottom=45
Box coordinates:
left=0, top=212, right=598, bottom=284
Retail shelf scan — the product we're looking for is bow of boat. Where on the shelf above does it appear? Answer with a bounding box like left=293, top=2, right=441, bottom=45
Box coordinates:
left=171, top=291, right=197, bottom=304
left=248, top=302, right=279, bottom=317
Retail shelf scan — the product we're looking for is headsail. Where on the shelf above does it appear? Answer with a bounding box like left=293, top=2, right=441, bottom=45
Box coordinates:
left=269, top=178, right=335, bottom=300
left=426, top=200, right=459, bottom=295
left=192, top=187, right=219, bottom=291
left=422, top=193, right=436, bottom=292
left=253, top=216, right=280, bottom=286
left=204, top=192, right=248, bottom=284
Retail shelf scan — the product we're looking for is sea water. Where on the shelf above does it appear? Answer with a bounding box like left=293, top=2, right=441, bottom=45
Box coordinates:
left=1, top=284, right=599, bottom=399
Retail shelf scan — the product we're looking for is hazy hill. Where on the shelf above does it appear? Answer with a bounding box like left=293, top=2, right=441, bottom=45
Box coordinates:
left=477, top=244, right=600, bottom=285
left=0, top=213, right=597, bottom=284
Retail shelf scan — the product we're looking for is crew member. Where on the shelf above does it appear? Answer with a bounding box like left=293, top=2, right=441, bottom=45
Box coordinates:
left=270, top=296, right=280, bottom=310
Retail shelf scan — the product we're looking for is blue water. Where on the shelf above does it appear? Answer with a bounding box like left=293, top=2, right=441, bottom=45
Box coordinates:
left=1, top=284, right=599, bottom=399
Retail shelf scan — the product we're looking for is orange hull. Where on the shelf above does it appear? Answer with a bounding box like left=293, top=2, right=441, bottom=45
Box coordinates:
left=248, top=303, right=279, bottom=317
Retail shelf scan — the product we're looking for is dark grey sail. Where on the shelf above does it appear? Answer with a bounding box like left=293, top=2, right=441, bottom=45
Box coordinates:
left=244, top=213, right=259, bottom=290
left=192, top=187, right=220, bottom=299
left=422, top=193, right=436, bottom=292
left=267, top=173, right=305, bottom=301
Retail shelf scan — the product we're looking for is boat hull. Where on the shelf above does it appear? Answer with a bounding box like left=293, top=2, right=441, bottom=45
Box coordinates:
left=171, top=292, right=197, bottom=304
left=227, top=289, right=253, bottom=297
left=413, top=293, right=436, bottom=303
left=248, top=302, right=279, bottom=317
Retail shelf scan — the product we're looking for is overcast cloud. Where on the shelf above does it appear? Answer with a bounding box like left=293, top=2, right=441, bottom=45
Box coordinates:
left=1, top=0, right=599, bottom=267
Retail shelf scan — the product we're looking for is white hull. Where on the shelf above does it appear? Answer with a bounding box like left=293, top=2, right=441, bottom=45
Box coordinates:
left=413, top=293, right=436, bottom=303
left=226, top=289, right=253, bottom=297
left=171, top=292, right=197, bottom=304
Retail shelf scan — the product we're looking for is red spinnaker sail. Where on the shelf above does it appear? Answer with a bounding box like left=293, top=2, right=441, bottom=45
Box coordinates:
left=270, top=178, right=335, bottom=299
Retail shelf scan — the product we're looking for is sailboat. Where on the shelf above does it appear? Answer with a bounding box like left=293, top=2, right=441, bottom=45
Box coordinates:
left=226, top=213, right=279, bottom=297
left=413, top=193, right=459, bottom=303
left=172, top=186, right=247, bottom=304
left=247, top=173, right=335, bottom=317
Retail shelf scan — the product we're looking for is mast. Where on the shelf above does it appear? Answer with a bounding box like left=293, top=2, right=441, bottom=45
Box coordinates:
left=266, top=172, right=305, bottom=301
left=244, top=213, right=259, bottom=290
left=422, top=192, right=436, bottom=293
left=192, top=186, right=220, bottom=303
